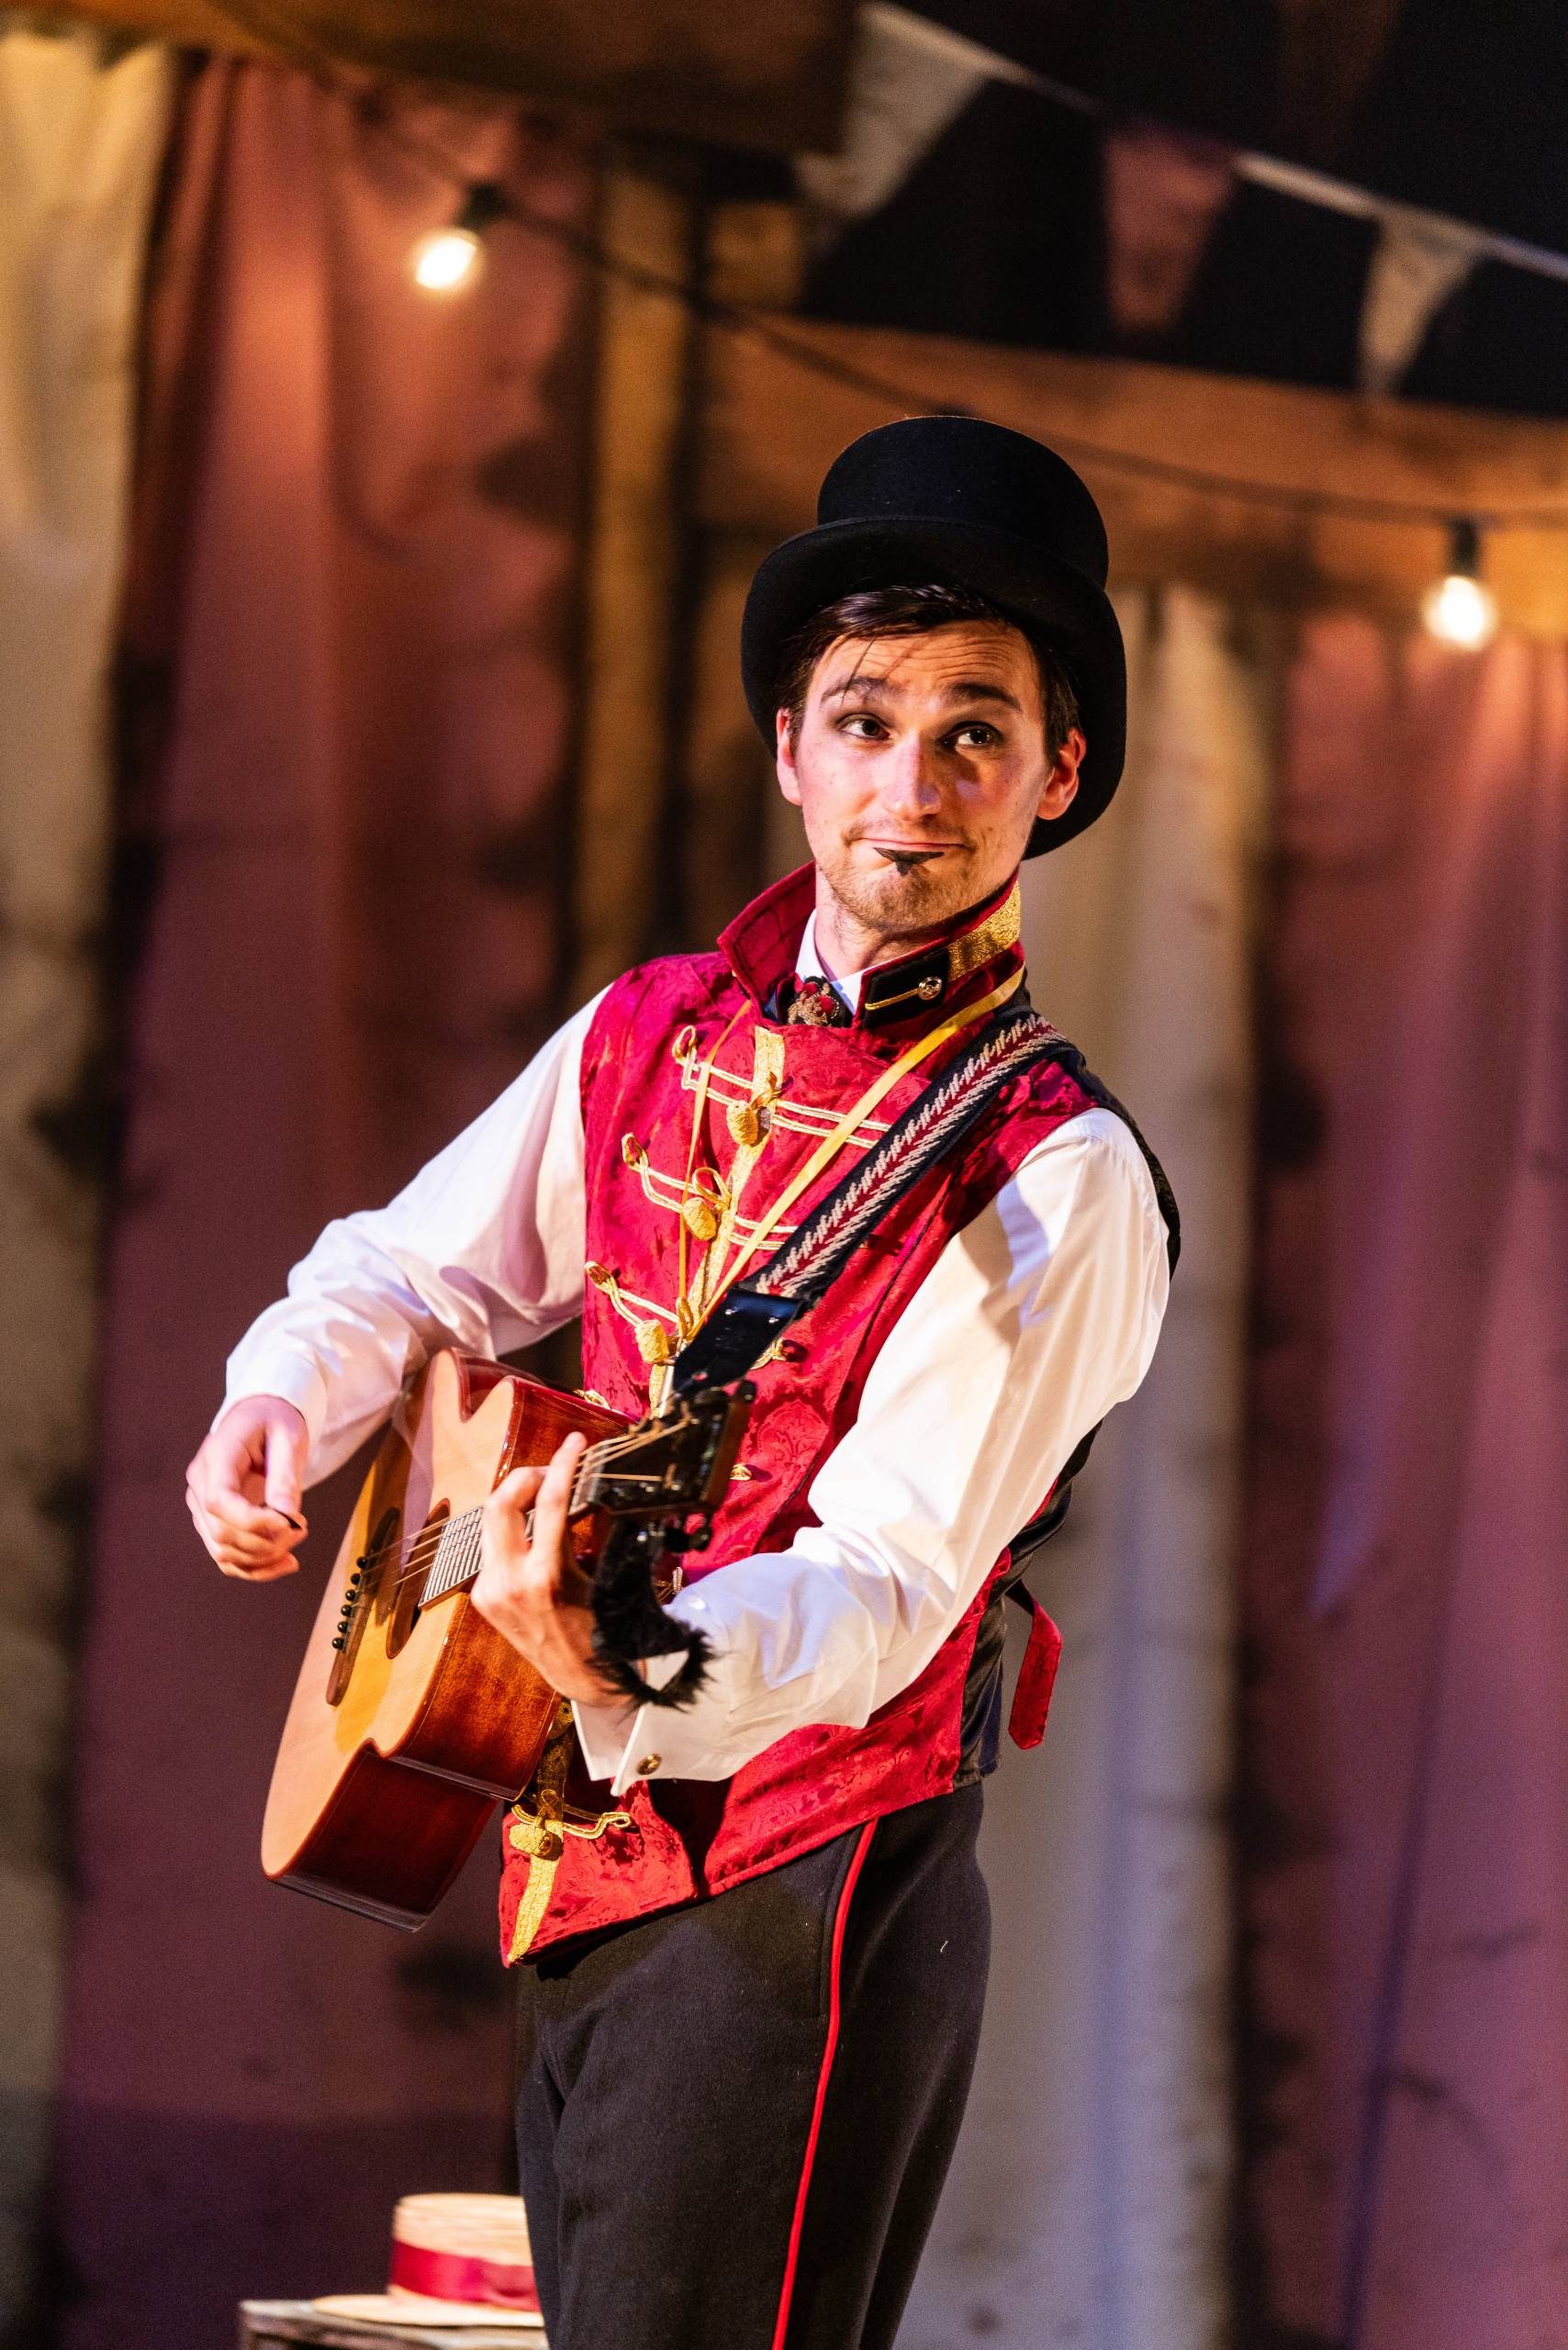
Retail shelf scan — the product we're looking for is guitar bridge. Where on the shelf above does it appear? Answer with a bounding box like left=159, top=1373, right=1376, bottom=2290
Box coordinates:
left=326, top=1505, right=400, bottom=1705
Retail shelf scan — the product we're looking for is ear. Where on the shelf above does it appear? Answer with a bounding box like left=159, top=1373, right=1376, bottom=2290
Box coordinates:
left=1036, top=726, right=1086, bottom=822
left=775, top=708, right=803, bottom=807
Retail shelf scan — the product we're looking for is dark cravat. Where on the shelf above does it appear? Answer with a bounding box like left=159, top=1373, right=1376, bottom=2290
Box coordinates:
left=785, top=974, right=853, bottom=1028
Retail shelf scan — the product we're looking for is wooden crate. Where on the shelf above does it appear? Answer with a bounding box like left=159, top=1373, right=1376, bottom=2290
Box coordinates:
left=241, top=2304, right=541, bottom=2350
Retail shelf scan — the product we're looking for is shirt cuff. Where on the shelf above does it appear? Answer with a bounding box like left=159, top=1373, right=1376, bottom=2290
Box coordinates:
left=570, top=1693, right=640, bottom=1784
left=570, top=1613, right=727, bottom=1796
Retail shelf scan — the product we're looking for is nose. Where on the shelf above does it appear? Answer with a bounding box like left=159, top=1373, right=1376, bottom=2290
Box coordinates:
left=877, top=732, right=946, bottom=821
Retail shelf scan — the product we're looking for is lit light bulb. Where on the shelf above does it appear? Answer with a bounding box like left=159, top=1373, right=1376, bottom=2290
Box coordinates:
left=409, top=184, right=508, bottom=297
left=1422, top=518, right=1497, bottom=651
left=1421, top=571, right=1498, bottom=649
left=411, top=227, right=483, bottom=292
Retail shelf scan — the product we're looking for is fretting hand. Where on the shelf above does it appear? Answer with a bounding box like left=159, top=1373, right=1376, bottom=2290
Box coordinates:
left=472, top=1430, right=626, bottom=1706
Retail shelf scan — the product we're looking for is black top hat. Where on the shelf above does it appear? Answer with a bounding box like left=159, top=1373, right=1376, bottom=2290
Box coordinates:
left=740, top=416, right=1125, bottom=855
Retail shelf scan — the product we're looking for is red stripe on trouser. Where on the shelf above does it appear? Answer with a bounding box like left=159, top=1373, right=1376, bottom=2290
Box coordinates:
left=769, top=1820, right=878, bottom=2350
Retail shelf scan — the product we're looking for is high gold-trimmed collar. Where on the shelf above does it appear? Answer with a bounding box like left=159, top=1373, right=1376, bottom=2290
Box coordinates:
left=854, top=879, right=1023, bottom=1028
left=719, top=863, right=1027, bottom=1035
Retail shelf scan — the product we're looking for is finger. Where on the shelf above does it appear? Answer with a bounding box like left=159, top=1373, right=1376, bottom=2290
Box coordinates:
left=188, top=1484, right=300, bottom=1573
left=186, top=1483, right=223, bottom=1559
left=200, top=1483, right=304, bottom=1542
left=208, top=1534, right=299, bottom=1577
left=483, top=1464, right=546, bottom=1543
left=528, top=1432, right=588, bottom=1574
left=262, top=1416, right=308, bottom=1528
left=492, top=1462, right=547, bottom=1508
left=201, top=1505, right=303, bottom=1560
left=195, top=1509, right=297, bottom=1580
left=215, top=1551, right=299, bottom=1582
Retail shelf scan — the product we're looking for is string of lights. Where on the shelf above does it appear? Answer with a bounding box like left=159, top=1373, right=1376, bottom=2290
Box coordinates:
left=205, top=8, right=1568, bottom=653
left=397, top=147, right=1526, bottom=648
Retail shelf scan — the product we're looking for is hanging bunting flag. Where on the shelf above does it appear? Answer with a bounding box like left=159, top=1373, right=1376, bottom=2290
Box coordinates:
left=1102, top=123, right=1235, bottom=342
left=797, top=3, right=1020, bottom=244
left=1357, top=210, right=1480, bottom=395
left=823, top=2, right=1568, bottom=334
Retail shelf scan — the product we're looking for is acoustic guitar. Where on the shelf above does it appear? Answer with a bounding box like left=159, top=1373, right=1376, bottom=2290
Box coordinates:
left=261, top=1348, right=749, bottom=1928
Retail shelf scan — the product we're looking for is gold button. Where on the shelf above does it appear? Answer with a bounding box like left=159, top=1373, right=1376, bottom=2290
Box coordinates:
left=635, top=1753, right=662, bottom=1777
left=682, top=1195, right=720, bottom=1242
left=635, top=1321, right=672, bottom=1365
left=509, top=1824, right=564, bottom=1860
left=727, top=1099, right=769, bottom=1147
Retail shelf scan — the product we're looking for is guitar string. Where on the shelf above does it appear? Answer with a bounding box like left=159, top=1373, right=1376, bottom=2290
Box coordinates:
left=356, top=1431, right=681, bottom=1600
left=366, top=1452, right=628, bottom=1590
left=334, top=1401, right=715, bottom=1615
left=344, top=1422, right=656, bottom=1583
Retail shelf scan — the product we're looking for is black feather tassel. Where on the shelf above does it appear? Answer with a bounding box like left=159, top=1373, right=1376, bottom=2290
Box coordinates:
left=590, top=1517, right=713, bottom=1709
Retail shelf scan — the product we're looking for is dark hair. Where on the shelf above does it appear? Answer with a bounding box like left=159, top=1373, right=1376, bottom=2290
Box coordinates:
left=773, top=583, right=1081, bottom=756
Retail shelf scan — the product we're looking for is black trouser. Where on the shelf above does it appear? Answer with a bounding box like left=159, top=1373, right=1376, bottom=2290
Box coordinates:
left=514, top=1784, right=990, bottom=2350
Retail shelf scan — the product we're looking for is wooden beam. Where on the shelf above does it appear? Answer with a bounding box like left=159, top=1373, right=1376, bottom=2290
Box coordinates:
left=698, top=317, right=1568, bottom=637
left=1274, top=0, right=1411, bottom=162
left=569, top=156, right=698, bottom=999
left=678, top=199, right=809, bottom=940
left=57, top=0, right=855, bottom=153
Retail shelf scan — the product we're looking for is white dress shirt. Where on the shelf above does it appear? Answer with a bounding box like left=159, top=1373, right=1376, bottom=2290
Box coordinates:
left=222, top=923, right=1170, bottom=1797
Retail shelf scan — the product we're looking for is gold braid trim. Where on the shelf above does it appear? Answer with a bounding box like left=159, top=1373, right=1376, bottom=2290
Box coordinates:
left=506, top=1703, right=635, bottom=1962
left=685, top=1027, right=785, bottom=1326
left=505, top=1704, right=574, bottom=1962
left=947, top=880, right=1022, bottom=982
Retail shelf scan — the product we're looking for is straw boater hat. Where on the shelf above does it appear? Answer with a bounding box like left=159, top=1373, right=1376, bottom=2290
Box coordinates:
left=315, top=2193, right=544, bottom=2329
left=739, top=414, right=1126, bottom=856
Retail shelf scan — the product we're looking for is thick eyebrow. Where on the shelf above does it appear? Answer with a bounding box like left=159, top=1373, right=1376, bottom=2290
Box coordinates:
left=822, top=673, right=1024, bottom=715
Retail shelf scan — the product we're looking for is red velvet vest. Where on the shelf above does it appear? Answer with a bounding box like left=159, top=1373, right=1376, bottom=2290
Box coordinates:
left=499, top=865, right=1103, bottom=1962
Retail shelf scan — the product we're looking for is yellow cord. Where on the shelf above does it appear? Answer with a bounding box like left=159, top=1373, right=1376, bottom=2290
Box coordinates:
left=699, top=968, right=1024, bottom=1321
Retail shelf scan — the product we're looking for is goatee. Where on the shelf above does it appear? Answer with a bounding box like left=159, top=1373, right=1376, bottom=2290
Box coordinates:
left=876, top=846, right=945, bottom=878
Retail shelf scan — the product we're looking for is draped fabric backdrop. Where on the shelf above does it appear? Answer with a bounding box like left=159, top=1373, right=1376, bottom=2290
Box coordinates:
left=6, top=34, right=1565, bottom=2349
left=50, top=62, right=595, bottom=2350
left=0, top=23, right=172, bottom=2337
left=1242, top=621, right=1568, bottom=2350
left=902, top=588, right=1271, bottom=2350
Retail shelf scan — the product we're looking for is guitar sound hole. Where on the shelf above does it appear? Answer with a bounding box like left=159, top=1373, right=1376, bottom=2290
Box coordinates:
left=385, top=1501, right=447, bottom=1659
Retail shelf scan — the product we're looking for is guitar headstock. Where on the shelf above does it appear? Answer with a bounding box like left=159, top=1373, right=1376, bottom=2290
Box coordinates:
left=573, top=1382, right=754, bottom=1521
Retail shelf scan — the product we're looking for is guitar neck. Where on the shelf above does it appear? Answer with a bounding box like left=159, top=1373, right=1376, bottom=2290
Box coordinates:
left=390, top=1459, right=609, bottom=1608
left=365, top=1393, right=749, bottom=1611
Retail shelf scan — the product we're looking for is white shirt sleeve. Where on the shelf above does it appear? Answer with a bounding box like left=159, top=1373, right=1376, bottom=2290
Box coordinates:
left=218, top=991, right=605, bottom=1485
left=572, top=1104, right=1170, bottom=1795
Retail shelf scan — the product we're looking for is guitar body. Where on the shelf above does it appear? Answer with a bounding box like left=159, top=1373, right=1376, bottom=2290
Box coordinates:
left=262, top=1350, right=626, bottom=1930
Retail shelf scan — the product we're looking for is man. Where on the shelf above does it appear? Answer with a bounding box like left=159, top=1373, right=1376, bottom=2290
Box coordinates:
left=185, top=417, right=1173, bottom=2349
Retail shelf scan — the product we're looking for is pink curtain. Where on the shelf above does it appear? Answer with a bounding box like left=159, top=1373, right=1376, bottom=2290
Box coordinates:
left=0, top=25, right=174, bottom=2334
left=913, top=586, right=1269, bottom=2350
left=54, top=62, right=595, bottom=2349
left=1242, top=619, right=1568, bottom=2347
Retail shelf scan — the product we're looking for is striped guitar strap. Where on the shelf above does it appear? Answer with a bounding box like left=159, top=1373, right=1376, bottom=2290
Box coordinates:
left=590, top=1005, right=1179, bottom=1707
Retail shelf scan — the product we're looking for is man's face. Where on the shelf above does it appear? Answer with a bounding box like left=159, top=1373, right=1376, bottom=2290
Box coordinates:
left=775, top=621, right=1084, bottom=943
